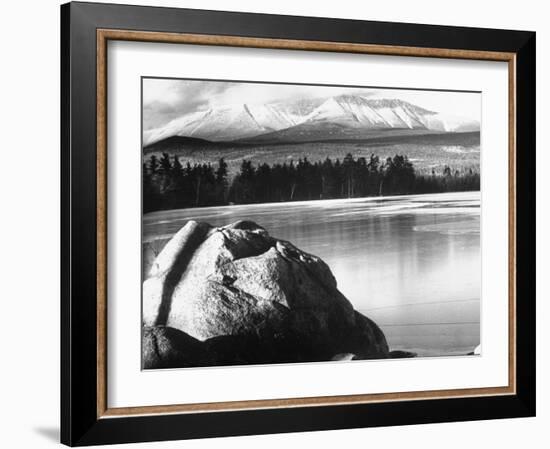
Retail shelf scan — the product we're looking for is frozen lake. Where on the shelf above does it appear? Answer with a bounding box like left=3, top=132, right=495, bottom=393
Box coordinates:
left=143, top=191, right=480, bottom=357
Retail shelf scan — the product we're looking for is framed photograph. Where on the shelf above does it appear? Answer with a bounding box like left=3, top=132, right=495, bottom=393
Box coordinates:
left=61, top=1, right=536, bottom=446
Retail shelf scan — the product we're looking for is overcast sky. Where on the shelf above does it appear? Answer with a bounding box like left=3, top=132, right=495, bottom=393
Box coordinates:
left=143, top=78, right=481, bottom=131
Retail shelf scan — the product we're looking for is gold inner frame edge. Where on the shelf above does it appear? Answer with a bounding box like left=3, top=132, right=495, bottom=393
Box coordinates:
left=95, top=29, right=517, bottom=419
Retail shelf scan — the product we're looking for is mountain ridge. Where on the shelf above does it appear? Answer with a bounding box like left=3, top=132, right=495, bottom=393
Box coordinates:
left=143, top=95, right=480, bottom=147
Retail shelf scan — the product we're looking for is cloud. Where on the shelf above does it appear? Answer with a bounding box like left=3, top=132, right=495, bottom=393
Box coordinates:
left=205, top=83, right=369, bottom=107
left=142, top=79, right=374, bottom=130
left=142, top=79, right=230, bottom=130
left=366, top=88, right=480, bottom=121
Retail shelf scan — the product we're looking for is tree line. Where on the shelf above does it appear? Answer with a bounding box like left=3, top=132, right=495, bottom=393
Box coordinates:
left=143, top=152, right=480, bottom=213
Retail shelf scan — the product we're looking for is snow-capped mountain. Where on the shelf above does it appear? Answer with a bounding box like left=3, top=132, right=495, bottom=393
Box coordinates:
left=143, top=95, right=479, bottom=147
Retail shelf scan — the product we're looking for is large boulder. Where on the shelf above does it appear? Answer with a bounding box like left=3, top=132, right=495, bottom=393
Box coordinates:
left=143, top=220, right=388, bottom=367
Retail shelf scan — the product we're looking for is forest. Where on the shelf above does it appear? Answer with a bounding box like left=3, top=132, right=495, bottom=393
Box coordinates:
left=143, top=152, right=480, bottom=213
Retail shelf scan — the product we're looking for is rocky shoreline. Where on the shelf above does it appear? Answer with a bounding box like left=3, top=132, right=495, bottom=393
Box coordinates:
left=142, top=220, right=405, bottom=369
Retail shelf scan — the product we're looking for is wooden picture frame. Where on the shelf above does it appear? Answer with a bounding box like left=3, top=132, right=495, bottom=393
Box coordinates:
left=61, top=1, right=535, bottom=446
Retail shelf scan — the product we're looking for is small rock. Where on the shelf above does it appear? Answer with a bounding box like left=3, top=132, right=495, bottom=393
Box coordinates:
left=142, top=326, right=211, bottom=369
left=389, top=350, right=417, bottom=359
left=331, top=353, right=356, bottom=361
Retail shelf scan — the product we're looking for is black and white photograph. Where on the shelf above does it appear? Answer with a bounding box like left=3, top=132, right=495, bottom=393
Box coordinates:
left=0, top=0, right=540, bottom=446
left=141, top=78, right=481, bottom=369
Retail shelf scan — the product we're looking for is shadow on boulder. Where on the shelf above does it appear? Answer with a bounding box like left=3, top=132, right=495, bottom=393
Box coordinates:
left=142, top=220, right=391, bottom=369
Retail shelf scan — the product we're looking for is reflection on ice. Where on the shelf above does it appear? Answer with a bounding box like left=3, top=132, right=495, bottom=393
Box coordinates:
left=143, top=191, right=480, bottom=357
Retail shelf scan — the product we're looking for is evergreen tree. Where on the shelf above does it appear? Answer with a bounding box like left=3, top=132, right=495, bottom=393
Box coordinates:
left=215, top=158, right=228, bottom=184
left=172, top=155, right=183, bottom=178
left=142, top=162, right=154, bottom=213
left=148, top=155, right=159, bottom=174
left=215, top=158, right=228, bottom=203
left=142, top=151, right=480, bottom=212
left=159, top=152, right=172, bottom=176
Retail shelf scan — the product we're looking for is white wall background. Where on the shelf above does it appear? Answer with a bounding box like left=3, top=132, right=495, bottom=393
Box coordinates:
left=0, top=0, right=546, bottom=447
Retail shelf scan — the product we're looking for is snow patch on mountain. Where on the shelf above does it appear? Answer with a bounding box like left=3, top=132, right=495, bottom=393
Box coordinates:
left=420, top=113, right=481, bottom=133
left=143, top=95, right=480, bottom=146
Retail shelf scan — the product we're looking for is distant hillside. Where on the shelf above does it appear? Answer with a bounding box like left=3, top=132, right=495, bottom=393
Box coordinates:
left=143, top=131, right=480, bottom=179
left=238, top=128, right=480, bottom=146
left=144, top=130, right=480, bottom=154
left=143, top=135, right=216, bottom=151
left=143, top=135, right=241, bottom=154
